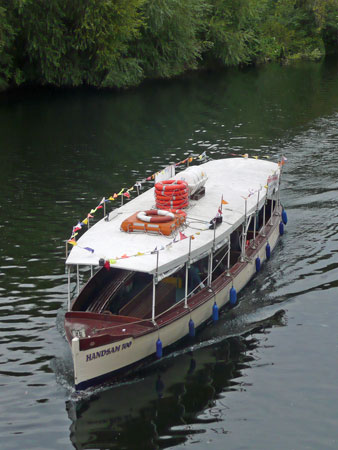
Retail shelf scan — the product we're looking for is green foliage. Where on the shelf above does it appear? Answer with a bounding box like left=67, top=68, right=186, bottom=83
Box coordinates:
left=134, top=0, right=209, bottom=79
left=204, top=0, right=259, bottom=66
left=0, top=4, right=15, bottom=90
left=0, top=0, right=337, bottom=91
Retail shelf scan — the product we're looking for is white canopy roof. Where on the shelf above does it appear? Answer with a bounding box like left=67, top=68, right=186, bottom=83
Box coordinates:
left=66, top=158, right=279, bottom=276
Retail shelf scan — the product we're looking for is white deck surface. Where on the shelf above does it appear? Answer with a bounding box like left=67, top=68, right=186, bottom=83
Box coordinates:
left=66, top=158, right=279, bottom=275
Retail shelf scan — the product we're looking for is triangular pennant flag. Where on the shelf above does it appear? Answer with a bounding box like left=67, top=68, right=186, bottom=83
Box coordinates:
left=87, top=213, right=94, bottom=218
left=90, top=208, right=96, bottom=214
left=179, top=232, right=187, bottom=240
left=108, top=196, right=114, bottom=201
left=123, top=192, right=130, bottom=198
left=68, top=239, right=77, bottom=246
left=137, top=252, right=144, bottom=256
left=121, top=254, right=128, bottom=259
left=118, top=188, right=125, bottom=196
left=99, top=197, right=105, bottom=205
left=222, top=199, right=228, bottom=205
left=82, top=218, right=88, bottom=225
left=109, top=259, right=117, bottom=264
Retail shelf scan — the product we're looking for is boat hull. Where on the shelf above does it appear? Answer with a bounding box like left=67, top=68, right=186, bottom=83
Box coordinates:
left=69, top=207, right=283, bottom=390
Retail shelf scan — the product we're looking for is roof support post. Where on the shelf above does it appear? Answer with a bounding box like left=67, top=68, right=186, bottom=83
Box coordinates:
left=226, top=240, right=231, bottom=276
left=240, top=198, right=248, bottom=262
left=208, top=251, right=213, bottom=287
left=76, top=265, right=80, bottom=296
left=152, top=250, right=159, bottom=324
left=67, top=266, right=71, bottom=311
left=269, top=198, right=274, bottom=225
left=262, top=200, right=266, bottom=237
left=184, top=236, right=192, bottom=308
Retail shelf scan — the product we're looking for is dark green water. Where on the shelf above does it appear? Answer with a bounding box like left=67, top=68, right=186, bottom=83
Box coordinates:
left=1, top=58, right=338, bottom=449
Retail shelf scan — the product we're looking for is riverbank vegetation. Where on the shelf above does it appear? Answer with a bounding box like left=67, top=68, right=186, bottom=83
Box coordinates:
left=1, top=0, right=337, bottom=91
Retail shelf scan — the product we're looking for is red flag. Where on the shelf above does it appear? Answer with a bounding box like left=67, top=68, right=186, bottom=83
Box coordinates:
left=179, top=232, right=187, bottom=240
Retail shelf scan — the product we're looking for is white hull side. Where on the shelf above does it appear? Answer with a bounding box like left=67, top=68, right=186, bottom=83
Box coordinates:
left=72, top=217, right=281, bottom=389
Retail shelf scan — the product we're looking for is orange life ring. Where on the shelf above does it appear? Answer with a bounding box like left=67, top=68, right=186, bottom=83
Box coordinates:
left=155, top=180, right=188, bottom=192
left=169, top=209, right=187, bottom=217
left=156, top=199, right=188, bottom=208
left=155, top=191, right=188, bottom=201
left=137, top=209, right=175, bottom=223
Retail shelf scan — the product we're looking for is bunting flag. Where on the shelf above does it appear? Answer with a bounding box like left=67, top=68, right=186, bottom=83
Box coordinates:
left=73, top=222, right=82, bottom=232
left=66, top=149, right=282, bottom=245
left=179, top=232, right=187, bottom=240
left=280, top=156, right=287, bottom=166
left=68, top=239, right=77, bottom=246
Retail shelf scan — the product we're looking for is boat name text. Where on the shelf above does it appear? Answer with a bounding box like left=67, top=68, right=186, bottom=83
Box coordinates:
left=86, top=341, right=132, bottom=362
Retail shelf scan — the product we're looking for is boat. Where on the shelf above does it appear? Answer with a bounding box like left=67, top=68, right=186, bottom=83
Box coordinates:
left=64, top=156, right=287, bottom=390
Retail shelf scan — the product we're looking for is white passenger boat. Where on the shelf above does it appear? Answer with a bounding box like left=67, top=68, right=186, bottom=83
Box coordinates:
left=64, top=156, right=287, bottom=390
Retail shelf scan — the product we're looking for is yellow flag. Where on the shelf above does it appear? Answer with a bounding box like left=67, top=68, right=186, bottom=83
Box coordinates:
left=82, top=218, right=88, bottom=225
left=68, top=239, right=77, bottom=246
left=137, top=251, right=144, bottom=256
left=109, top=259, right=117, bottom=264
left=118, top=188, right=125, bottom=196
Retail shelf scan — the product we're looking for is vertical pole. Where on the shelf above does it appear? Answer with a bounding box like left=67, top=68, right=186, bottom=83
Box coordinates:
left=184, top=237, right=192, bottom=308
left=152, top=275, right=156, bottom=324
left=184, top=263, right=189, bottom=308
left=226, top=239, right=231, bottom=276
left=253, top=189, right=260, bottom=245
left=90, top=265, right=93, bottom=278
left=270, top=199, right=274, bottom=225
left=240, top=199, right=247, bottom=262
left=152, top=251, right=159, bottom=324
left=67, top=266, right=71, bottom=311
left=103, top=198, right=106, bottom=217
left=262, top=200, right=266, bottom=237
left=208, top=251, right=213, bottom=286
left=76, top=265, right=80, bottom=296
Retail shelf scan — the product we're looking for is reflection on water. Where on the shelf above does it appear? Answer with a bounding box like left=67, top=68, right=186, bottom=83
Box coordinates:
left=67, top=311, right=285, bottom=449
left=0, top=58, right=338, bottom=449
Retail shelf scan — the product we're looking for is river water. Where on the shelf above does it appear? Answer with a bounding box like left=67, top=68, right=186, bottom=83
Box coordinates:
left=0, top=58, right=338, bottom=449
